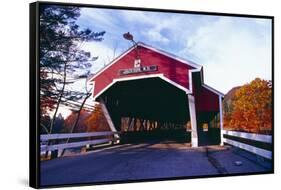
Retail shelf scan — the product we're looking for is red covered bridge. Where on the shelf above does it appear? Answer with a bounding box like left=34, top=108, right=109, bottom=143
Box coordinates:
left=89, top=42, right=224, bottom=147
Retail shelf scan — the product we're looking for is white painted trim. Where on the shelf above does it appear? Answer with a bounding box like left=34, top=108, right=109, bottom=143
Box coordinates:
left=191, top=138, right=198, bottom=147
left=88, top=42, right=202, bottom=82
left=87, top=81, right=94, bottom=85
left=188, top=68, right=201, bottom=93
left=88, top=42, right=225, bottom=99
left=202, top=84, right=224, bottom=97
left=223, top=138, right=272, bottom=160
left=87, top=41, right=225, bottom=100
left=100, top=101, right=120, bottom=139
left=188, top=94, right=198, bottom=147
left=159, top=75, right=191, bottom=94
left=93, top=73, right=190, bottom=100
left=187, top=68, right=224, bottom=97
left=88, top=45, right=137, bottom=82
left=90, top=81, right=95, bottom=97
left=139, top=43, right=225, bottom=97
left=223, top=130, right=272, bottom=143
left=113, top=73, right=164, bottom=83
left=219, top=95, right=224, bottom=146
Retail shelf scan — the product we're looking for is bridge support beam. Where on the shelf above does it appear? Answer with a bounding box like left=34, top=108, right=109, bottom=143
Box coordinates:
left=188, top=94, right=198, bottom=147
left=100, top=99, right=120, bottom=142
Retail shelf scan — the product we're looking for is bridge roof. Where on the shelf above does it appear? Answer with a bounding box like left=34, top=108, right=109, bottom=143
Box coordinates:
left=89, top=42, right=202, bottom=83
left=89, top=42, right=224, bottom=109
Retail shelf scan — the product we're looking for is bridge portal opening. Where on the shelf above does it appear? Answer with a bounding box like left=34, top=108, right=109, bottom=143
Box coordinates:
left=96, top=77, right=192, bottom=144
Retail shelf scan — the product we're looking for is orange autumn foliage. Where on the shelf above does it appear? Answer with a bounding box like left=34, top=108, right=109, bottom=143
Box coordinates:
left=64, top=105, right=111, bottom=133
left=224, top=78, right=272, bottom=134
left=85, top=104, right=110, bottom=132
left=64, top=110, right=91, bottom=133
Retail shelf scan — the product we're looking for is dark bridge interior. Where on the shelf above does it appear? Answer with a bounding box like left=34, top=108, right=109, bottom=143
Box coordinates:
left=96, top=77, right=191, bottom=143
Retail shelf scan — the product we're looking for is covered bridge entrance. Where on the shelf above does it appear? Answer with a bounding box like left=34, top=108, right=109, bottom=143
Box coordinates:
left=89, top=42, right=224, bottom=147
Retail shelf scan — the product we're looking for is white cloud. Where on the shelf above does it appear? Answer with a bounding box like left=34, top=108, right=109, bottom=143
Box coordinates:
left=120, top=11, right=153, bottom=24
left=54, top=41, right=122, bottom=115
left=80, top=8, right=116, bottom=29
left=81, top=41, right=121, bottom=73
left=181, top=17, right=272, bottom=93
left=77, top=9, right=272, bottom=95
left=144, top=29, right=170, bottom=43
left=120, top=11, right=186, bottom=44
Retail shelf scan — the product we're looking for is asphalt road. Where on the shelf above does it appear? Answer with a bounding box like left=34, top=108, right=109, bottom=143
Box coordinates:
left=40, top=142, right=271, bottom=186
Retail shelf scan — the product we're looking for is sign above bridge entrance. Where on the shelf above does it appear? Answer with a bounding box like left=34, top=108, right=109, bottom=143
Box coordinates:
left=119, top=65, right=158, bottom=76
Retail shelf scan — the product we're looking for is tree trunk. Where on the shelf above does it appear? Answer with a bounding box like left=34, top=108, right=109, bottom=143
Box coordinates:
left=60, top=92, right=92, bottom=157
left=45, top=62, right=67, bottom=159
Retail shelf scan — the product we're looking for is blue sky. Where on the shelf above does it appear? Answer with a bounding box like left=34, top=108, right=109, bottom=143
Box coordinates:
left=76, top=7, right=272, bottom=94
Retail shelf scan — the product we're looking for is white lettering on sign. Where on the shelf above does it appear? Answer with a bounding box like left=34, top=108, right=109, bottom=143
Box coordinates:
left=119, top=65, right=158, bottom=76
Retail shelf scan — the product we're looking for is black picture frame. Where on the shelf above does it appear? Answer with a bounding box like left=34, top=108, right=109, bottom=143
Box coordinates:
left=30, top=1, right=274, bottom=188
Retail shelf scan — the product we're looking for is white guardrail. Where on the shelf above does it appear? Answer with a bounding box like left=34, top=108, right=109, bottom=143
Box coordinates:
left=223, top=130, right=272, bottom=160
left=40, top=131, right=120, bottom=153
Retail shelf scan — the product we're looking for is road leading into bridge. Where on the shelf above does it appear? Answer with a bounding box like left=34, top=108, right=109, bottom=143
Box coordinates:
left=40, top=142, right=270, bottom=186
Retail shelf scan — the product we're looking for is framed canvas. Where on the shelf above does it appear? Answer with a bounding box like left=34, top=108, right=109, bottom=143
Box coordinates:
left=29, top=1, right=274, bottom=188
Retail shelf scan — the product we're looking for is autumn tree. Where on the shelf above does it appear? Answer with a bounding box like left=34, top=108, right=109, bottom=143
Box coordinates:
left=224, top=78, right=272, bottom=134
left=85, top=104, right=110, bottom=132
left=39, top=5, right=105, bottom=134
left=64, top=109, right=91, bottom=133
